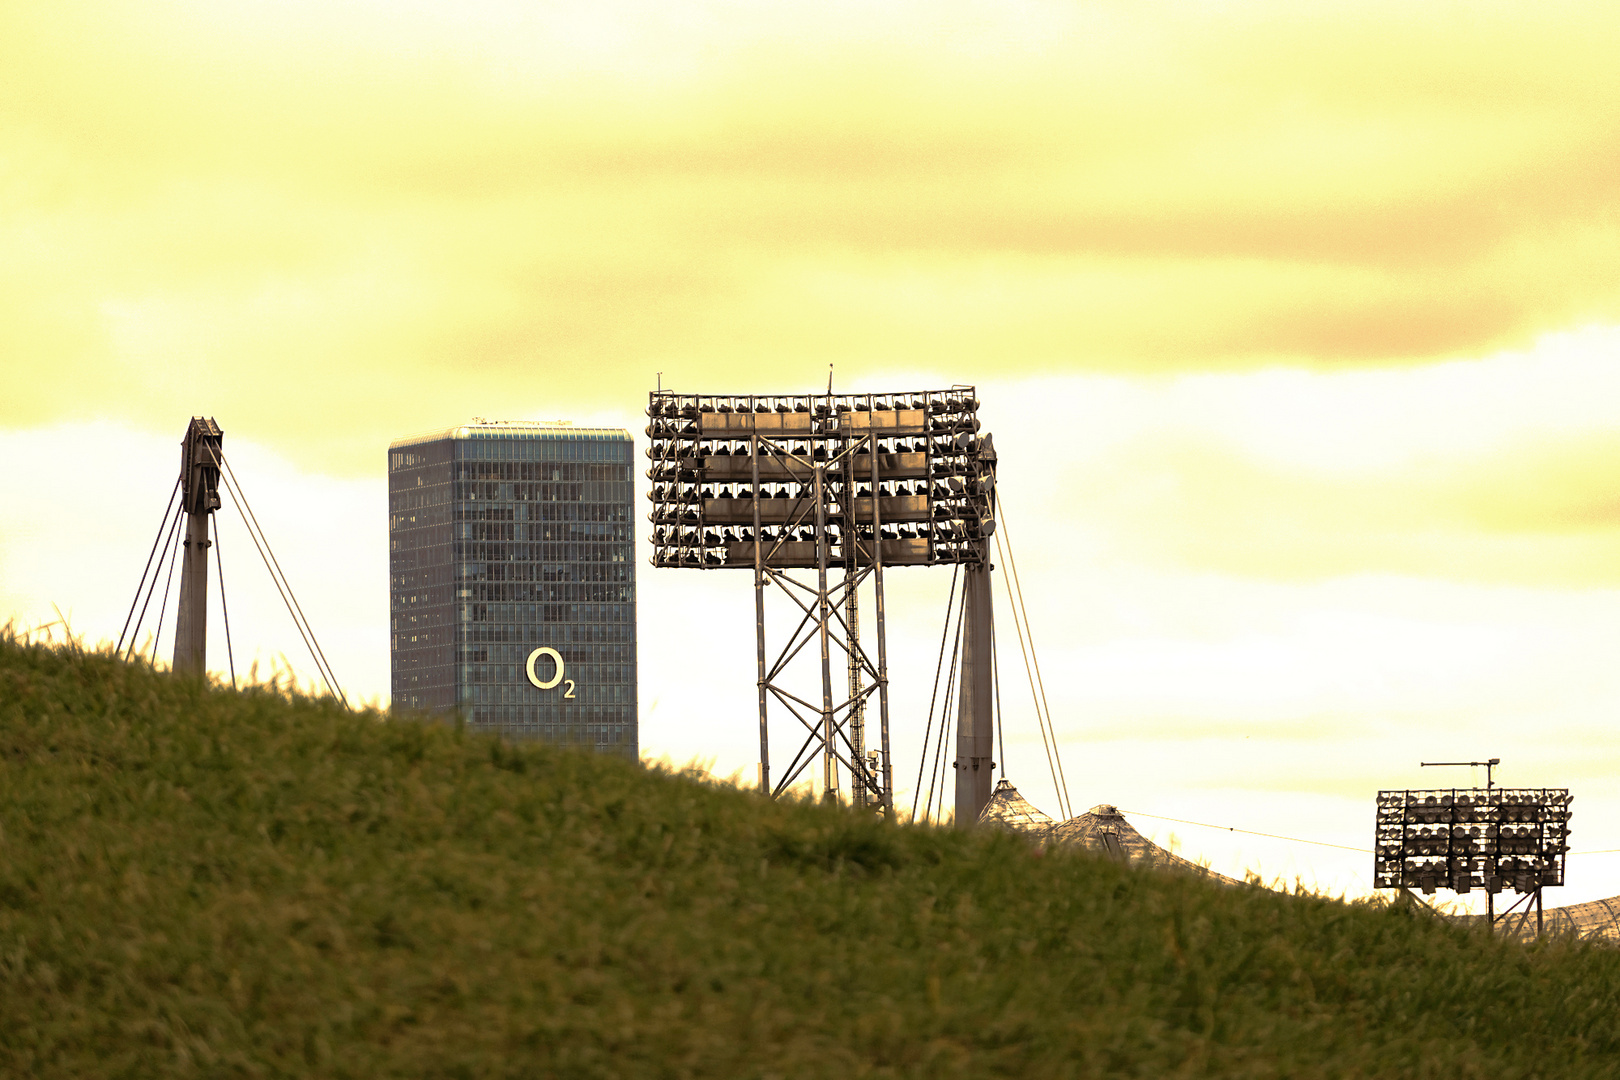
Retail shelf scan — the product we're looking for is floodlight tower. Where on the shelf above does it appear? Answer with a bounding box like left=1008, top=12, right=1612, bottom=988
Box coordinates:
left=172, top=417, right=223, bottom=674
left=645, top=388, right=998, bottom=821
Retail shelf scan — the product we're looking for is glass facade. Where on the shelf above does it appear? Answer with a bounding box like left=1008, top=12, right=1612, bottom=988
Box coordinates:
left=388, top=421, right=637, bottom=758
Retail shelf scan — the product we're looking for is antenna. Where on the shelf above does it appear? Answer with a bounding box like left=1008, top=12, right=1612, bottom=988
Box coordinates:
left=1422, top=757, right=1501, bottom=792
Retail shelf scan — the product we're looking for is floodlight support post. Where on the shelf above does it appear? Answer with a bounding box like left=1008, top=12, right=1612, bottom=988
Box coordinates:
left=752, top=436, right=769, bottom=795
left=173, top=417, right=223, bottom=675
left=844, top=436, right=866, bottom=807
left=814, top=463, right=838, bottom=801
left=871, top=443, right=893, bottom=813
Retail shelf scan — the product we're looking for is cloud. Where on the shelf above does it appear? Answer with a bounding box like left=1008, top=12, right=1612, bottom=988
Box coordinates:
left=6, top=1, right=1620, bottom=473
left=971, top=327, right=1620, bottom=586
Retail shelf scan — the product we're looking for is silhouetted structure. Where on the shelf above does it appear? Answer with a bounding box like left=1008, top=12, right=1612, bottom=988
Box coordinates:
left=645, top=389, right=996, bottom=818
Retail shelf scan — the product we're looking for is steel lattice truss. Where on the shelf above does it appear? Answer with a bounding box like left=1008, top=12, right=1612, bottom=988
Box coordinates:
left=1374, top=788, right=1572, bottom=895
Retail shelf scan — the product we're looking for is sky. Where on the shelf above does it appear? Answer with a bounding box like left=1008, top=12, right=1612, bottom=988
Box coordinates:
left=6, top=0, right=1620, bottom=908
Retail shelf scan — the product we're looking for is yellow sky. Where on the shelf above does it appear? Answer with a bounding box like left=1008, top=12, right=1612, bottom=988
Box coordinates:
left=6, top=0, right=1620, bottom=902
left=9, top=1, right=1620, bottom=466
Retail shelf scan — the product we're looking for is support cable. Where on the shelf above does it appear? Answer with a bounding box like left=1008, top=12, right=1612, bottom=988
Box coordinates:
left=1123, top=810, right=1620, bottom=859
left=219, top=455, right=345, bottom=702
left=925, top=593, right=967, bottom=825
left=220, top=468, right=328, bottom=694
left=213, top=453, right=348, bottom=706
left=123, top=500, right=183, bottom=663
left=147, top=506, right=186, bottom=665
left=999, top=510, right=1072, bottom=819
left=117, top=476, right=182, bottom=656
left=994, top=529, right=1068, bottom=820
left=918, top=572, right=964, bottom=823
left=1118, top=809, right=1373, bottom=854
left=910, top=563, right=961, bottom=821
left=212, top=511, right=237, bottom=691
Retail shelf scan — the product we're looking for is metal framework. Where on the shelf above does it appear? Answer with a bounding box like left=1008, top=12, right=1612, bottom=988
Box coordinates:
left=1374, top=787, right=1572, bottom=935
left=117, top=415, right=347, bottom=707
left=645, top=388, right=997, bottom=818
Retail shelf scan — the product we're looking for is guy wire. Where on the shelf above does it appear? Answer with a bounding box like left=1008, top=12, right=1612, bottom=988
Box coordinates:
left=1000, top=508, right=1071, bottom=819
left=122, top=496, right=183, bottom=663
left=926, top=589, right=967, bottom=825
left=212, top=511, right=236, bottom=690
left=118, top=476, right=181, bottom=656
left=220, top=466, right=326, bottom=694
left=147, top=504, right=186, bottom=665
left=911, top=563, right=961, bottom=821
left=216, top=452, right=348, bottom=706
left=994, top=528, right=1067, bottom=820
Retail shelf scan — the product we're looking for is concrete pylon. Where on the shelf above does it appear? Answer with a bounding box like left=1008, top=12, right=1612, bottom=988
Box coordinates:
left=953, top=562, right=995, bottom=826
left=172, top=417, right=223, bottom=674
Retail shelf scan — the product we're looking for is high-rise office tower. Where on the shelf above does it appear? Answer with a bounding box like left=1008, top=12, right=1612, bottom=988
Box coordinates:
left=388, top=419, right=637, bottom=757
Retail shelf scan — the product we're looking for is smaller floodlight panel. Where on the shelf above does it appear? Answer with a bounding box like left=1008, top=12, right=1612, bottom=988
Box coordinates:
left=644, top=389, right=994, bottom=569
left=1373, top=789, right=1572, bottom=896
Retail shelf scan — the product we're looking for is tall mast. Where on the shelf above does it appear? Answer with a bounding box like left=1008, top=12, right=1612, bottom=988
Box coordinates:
left=953, top=564, right=995, bottom=824
left=172, top=417, right=223, bottom=674
left=953, top=433, right=998, bottom=826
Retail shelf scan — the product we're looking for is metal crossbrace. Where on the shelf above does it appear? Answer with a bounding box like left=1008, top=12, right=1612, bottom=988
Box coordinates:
left=769, top=689, right=870, bottom=797
left=761, top=585, right=887, bottom=801
left=764, top=658, right=881, bottom=777
left=1494, top=888, right=1534, bottom=925
left=761, top=568, right=881, bottom=685
left=751, top=427, right=892, bottom=809
left=1510, top=896, right=1536, bottom=939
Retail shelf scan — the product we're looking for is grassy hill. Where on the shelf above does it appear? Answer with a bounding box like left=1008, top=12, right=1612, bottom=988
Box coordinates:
left=2, top=631, right=1619, bottom=1078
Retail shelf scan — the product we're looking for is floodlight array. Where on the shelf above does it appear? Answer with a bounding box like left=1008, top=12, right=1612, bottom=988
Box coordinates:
left=1374, top=788, right=1572, bottom=895
left=644, top=389, right=994, bottom=569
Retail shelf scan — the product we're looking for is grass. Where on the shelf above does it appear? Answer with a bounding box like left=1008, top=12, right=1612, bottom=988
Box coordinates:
left=2, top=630, right=1619, bottom=1078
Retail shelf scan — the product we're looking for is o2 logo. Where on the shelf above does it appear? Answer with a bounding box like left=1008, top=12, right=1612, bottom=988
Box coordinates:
left=525, top=647, right=576, bottom=699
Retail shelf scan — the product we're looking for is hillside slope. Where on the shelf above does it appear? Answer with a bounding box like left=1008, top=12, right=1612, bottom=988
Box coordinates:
left=2, top=632, right=1618, bottom=1078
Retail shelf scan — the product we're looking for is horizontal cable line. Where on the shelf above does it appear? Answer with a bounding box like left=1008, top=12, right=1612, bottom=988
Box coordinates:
left=1118, top=809, right=1373, bottom=854
left=1121, top=810, right=1617, bottom=858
